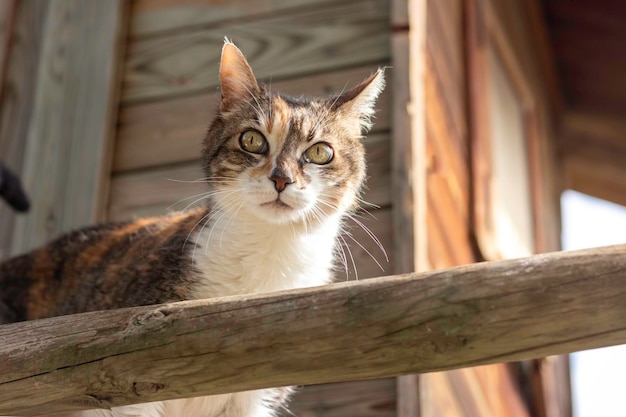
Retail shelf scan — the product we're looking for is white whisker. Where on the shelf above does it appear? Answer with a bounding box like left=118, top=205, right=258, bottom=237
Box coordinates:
left=338, top=233, right=358, bottom=281
left=343, top=228, right=386, bottom=273
left=346, top=213, right=389, bottom=262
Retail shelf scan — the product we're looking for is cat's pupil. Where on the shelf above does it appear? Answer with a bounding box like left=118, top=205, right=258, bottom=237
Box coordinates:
left=240, top=130, right=268, bottom=154
left=304, top=143, right=333, bottom=165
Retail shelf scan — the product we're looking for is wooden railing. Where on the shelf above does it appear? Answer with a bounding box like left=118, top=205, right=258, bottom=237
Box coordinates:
left=2, top=244, right=626, bottom=416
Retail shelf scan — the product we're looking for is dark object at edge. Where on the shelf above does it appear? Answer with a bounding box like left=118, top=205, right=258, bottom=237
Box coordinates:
left=0, top=163, right=30, bottom=212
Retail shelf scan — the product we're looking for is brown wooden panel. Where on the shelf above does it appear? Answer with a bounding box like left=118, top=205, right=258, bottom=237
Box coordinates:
left=425, top=57, right=469, bottom=210
left=131, top=0, right=334, bottom=37
left=426, top=211, right=454, bottom=270
left=543, top=0, right=626, bottom=116
left=289, top=379, right=396, bottom=417
left=421, top=373, right=466, bottom=417
left=563, top=153, right=626, bottom=209
left=0, top=0, right=15, bottom=102
left=123, top=0, right=390, bottom=103
left=0, top=0, right=49, bottom=260
left=114, top=65, right=391, bottom=173
left=425, top=47, right=473, bottom=268
left=427, top=0, right=466, bottom=156
left=9, top=0, right=127, bottom=255
left=474, top=365, right=530, bottom=417
left=427, top=176, right=473, bottom=266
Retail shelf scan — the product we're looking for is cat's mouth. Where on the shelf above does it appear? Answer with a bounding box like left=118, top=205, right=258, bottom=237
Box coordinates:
left=262, top=199, right=292, bottom=210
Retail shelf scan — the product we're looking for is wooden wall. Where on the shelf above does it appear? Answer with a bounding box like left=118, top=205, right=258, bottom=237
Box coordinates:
left=108, top=0, right=397, bottom=415
left=420, top=0, right=562, bottom=416
left=0, top=0, right=126, bottom=258
left=425, top=0, right=473, bottom=269
left=0, top=0, right=567, bottom=416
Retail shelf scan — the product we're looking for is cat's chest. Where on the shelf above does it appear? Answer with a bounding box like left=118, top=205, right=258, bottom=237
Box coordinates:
left=189, top=217, right=339, bottom=298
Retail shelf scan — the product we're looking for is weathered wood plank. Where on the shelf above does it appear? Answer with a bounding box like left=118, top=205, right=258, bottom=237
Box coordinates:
left=2, top=244, right=626, bottom=415
left=0, top=0, right=49, bottom=259
left=8, top=0, right=127, bottom=255
left=122, top=0, right=390, bottom=103
left=427, top=0, right=466, bottom=150
left=130, top=0, right=336, bottom=38
left=289, top=379, right=396, bottom=417
left=391, top=1, right=428, bottom=414
left=108, top=132, right=391, bottom=221
left=0, top=0, right=15, bottom=101
left=114, top=65, right=391, bottom=173
left=425, top=55, right=469, bottom=211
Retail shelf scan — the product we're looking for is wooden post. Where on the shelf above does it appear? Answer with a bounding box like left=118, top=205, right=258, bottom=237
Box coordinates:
left=2, top=244, right=626, bottom=416
left=8, top=0, right=128, bottom=255
left=0, top=0, right=49, bottom=260
left=391, top=0, right=428, bottom=415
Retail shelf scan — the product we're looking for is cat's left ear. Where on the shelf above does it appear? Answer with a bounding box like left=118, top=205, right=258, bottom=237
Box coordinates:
left=330, top=69, right=386, bottom=132
left=219, top=40, right=262, bottom=112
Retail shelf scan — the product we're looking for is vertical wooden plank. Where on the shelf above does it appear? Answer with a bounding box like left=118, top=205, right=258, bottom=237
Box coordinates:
left=0, top=0, right=15, bottom=102
left=0, top=0, right=50, bottom=260
left=10, top=0, right=128, bottom=255
left=392, top=0, right=428, bottom=416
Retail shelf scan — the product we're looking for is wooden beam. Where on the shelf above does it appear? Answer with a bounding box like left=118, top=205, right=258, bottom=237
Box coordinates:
left=560, top=110, right=626, bottom=151
left=391, top=0, right=428, bottom=414
left=9, top=0, right=128, bottom=254
left=524, top=0, right=564, bottom=116
left=3, top=244, right=626, bottom=416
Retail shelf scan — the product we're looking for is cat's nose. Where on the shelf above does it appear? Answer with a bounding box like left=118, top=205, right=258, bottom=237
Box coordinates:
left=269, top=168, right=293, bottom=192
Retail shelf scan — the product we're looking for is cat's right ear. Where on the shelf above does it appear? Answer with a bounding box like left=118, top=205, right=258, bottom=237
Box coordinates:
left=219, top=40, right=261, bottom=112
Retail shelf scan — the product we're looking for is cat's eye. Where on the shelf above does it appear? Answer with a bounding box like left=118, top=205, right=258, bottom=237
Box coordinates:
left=240, top=130, right=268, bottom=154
left=303, top=143, right=334, bottom=165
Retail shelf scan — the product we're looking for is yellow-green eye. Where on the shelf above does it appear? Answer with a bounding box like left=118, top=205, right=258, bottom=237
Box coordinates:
left=240, top=130, right=268, bottom=154
left=303, top=142, right=334, bottom=165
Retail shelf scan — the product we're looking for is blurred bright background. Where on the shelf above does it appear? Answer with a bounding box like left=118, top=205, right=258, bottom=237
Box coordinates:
left=562, top=190, right=626, bottom=417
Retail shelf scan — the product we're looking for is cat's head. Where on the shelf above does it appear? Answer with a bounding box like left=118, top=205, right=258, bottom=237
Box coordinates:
left=202, top=41, right=384, bottom=226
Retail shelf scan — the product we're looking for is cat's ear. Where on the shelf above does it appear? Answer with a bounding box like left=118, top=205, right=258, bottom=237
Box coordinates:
left=330, top=69, right=386, bottom=132
left=219, top=40, right=261, bottom=112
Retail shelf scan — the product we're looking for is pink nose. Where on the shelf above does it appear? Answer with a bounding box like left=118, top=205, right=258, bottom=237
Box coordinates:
left=269, top=169, right=293, bottom=192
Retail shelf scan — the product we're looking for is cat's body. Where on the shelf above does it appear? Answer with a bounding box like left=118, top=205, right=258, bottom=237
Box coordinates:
left=0, top=41, right=384, bottom=417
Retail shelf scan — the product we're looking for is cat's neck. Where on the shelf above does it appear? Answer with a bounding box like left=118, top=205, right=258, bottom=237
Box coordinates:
left=190, top=206, right=342, bottom=299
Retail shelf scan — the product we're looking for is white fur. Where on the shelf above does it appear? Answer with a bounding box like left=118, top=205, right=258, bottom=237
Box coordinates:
left=67, top=175, right=343, bottom=417
left=68, top=389, right=288, bottom=417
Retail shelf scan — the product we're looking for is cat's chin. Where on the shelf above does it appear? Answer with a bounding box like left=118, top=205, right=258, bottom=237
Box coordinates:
left=254, top=200, right=307, bottom=224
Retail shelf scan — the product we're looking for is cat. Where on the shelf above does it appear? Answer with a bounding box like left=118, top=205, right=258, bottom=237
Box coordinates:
left=0, top=162, right=30, bottom=212
left=0, top=40, right=385, bottom=417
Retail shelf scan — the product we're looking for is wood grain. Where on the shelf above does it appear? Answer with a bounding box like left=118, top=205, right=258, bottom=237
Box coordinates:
left=122, top=0, right=390, bottom=103
left=392, top=2, right=428, bottom=415
left=289, top=379, right=396, bottom=417
left=0, top=0, right=49, bottom=260
left=390, top=32, right=416, bottom=276
left=3, top=244, right=626, bottom=416
left=114, top=65, right=391, bottom=173
left=8, top=0, right=127, bottom=255
left=0, top=0, right=15, bottom=102
left=130, top=0, right=335, bottom=38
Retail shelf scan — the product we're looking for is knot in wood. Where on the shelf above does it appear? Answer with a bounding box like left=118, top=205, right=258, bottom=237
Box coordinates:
left=133, top=309, right=167, bottom=325
left=133, top=381, right=166, bottom=397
